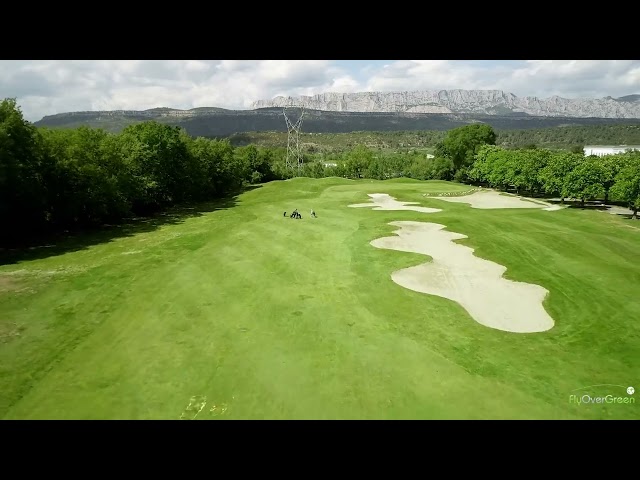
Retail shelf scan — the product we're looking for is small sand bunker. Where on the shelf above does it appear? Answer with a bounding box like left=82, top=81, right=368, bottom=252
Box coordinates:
left=349, top=193, right=442, bottom=213
left=371, top=221, right=555, bottom=333
left=606, top=205, right=635, bottom=216
left=432, top=190, right=563, bottom=211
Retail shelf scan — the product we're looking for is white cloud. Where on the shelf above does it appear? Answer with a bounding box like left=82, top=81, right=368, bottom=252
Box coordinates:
left=363, top=60, right=640, bottom=100
left=364, top=60, right=482, bottom=91
left=1, top=60, right=639, bottom=122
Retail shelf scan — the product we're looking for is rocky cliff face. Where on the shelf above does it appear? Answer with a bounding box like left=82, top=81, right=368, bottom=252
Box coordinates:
left=252, top=90, right=640, bottom=118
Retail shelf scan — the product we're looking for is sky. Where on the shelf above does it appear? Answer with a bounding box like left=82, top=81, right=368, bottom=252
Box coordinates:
left=1, top=60, right=639, bottom=122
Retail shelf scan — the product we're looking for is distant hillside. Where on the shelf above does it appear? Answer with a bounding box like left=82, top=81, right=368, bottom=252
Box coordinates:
left=34, top=107, right=640, bottom=136
left=253, top=89, right=640, bottom=118
left=228, top=125, right=640, bottom=152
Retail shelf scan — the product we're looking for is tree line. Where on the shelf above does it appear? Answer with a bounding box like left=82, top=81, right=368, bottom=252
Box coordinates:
left=290, top=123, right=497, bottom=182
left=3, top=97, right=640, bottom=247
left=1, top=99, right=284, bottom=246
left=468, top=146, right=640, bottom=216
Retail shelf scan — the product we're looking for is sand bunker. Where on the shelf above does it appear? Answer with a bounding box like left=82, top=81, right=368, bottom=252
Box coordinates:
left=371, top=221, right=554, bottom=333
left=431, top=190, right=563, bottom=211
left=349, top=193, right=442, bottom=213
left=605, top=205, right=635, bottom=216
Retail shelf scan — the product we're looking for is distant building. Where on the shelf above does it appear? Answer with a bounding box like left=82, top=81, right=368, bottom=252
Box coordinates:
left=583, top=145, right=640, bottom=157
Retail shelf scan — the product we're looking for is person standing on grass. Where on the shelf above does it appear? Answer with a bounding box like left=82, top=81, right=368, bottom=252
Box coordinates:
left=311, top=209, right=316, bottom=218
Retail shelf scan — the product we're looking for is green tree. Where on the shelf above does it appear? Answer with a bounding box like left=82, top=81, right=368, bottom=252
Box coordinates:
left=510, top=148, right=551, bottom=195
left=562, top=157, right=606, bottom=207
left=234, top=145, right=258, bottom=182
left=539, top=152, right=584, bottom=203
left=361, top=155, right=379, bottom=179
left=0, top=98, right=48, bottom=243
left=376, top=153, right=407, bottom=179
left=67, top=127, right=127, bottom=224
left=118, top=122, right=192, bottom=212
left=408, top=157, right=431, bottom=180
left=610, top=157, right=640, bottom=219
left=187, top=137, right=242, bottom=197
left=435, top=123, right=497, bottom=172
left=430, top=157, right=455, bottom=180
left=600, top=153, right=634, bottom=204
left=310, top=161, right=327, bottom=178
left=468, top=144, right=501, bottom=184
left=38, top=127, right=126, bottom=227
left=487, top=148, right=513, bottom=190
left=343, top=144, right=373, bottom=178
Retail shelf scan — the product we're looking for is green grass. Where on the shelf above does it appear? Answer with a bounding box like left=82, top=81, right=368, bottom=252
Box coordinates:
left=1, top=177, right=639, bottom=419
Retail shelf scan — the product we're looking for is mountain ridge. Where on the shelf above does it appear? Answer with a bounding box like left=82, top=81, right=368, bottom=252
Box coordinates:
left=251, top=89, right=640, bottom=118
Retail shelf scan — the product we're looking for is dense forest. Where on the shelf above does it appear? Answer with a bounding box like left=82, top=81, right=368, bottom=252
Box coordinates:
left=2, top=98, right=640, bottom=247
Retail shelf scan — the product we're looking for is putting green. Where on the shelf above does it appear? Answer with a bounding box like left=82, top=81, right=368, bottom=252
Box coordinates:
left=0, top=178, right=638, bottom=419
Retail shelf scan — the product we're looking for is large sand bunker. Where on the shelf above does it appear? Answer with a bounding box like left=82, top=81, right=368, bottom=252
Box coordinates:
left=431, top=190, right=563, bottom=211
left=349, top=193, right=442, bottom=213
left=371, top=221, right=555, bottom=333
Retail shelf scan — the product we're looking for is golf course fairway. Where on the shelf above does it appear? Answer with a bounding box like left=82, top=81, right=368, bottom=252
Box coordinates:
left=1, top=177, right=638, bottom=419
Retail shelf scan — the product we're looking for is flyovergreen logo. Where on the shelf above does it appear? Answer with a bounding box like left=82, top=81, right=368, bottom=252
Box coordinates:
left=569, top=384, right=635, bottom=405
